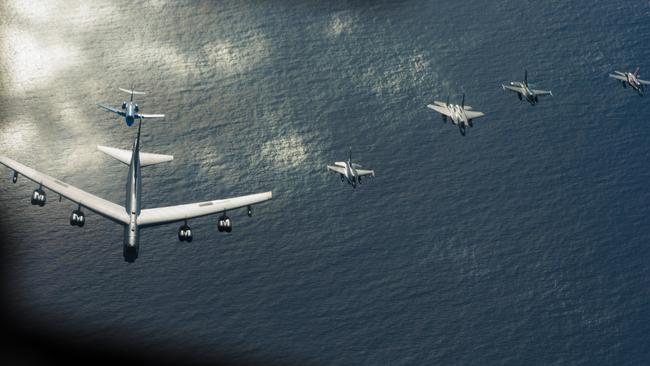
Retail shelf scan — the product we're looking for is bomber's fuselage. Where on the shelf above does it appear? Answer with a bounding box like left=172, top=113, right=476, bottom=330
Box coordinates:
left=123, top=124, right=142, bottom=248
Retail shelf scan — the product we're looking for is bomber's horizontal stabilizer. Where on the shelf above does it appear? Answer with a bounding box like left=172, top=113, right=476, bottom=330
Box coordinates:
left=97, top=146, right=173, bottom=167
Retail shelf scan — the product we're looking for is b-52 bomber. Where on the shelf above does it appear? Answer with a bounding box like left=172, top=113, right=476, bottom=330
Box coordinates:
left=609, top=67, right=650, bottom=96
left=327, top=148, right=375, bottom=188
left=0, top=122, right=272, bottom=262
left=97, top=88, right=165, bottom=126
left=427, top=94, right=485, bottom=136
left=502, top=70, right=553, bottom=105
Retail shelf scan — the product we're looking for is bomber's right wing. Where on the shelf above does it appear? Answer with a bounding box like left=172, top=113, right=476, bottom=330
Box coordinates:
left=137, top=192, right=272, bottom=227
left=609, top=73, right=627, bottom=82
left=0, top=156, right=129, bottom=224
left=327, top=165, right=347, bottom=175
left=639, top=79, right=650, bottom=85
left=96, top=103, right=126, bottom=116
left=427, top=103, right=452, bottom=117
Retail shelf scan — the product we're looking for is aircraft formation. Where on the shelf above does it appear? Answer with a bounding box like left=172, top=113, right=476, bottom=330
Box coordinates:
left=0, top=63, right=646, bottom=261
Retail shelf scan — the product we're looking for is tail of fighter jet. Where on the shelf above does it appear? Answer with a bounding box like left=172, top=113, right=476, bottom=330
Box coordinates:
left=524, top=70, right=528, bottom=86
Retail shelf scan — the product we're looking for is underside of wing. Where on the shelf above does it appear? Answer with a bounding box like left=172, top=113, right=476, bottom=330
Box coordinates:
left=502, top=84, right=524, bottom=94
left=136, top=113, right=165, bottom=119
left=609, top=74, right=627, bottom=82
left=638, top=79, right=650, bottom=85
left=327, top=165, right=346, bottom=175
left=137, top=192, right=273, bottom=226
left=427, top=104, right=452, bottom=117
left=464, top=110, right=485, bottom=119
left=0, top=156, right=129, bottom=224
left=356, top=169, right=375, bottom=177
left=96, top=103, right=125, bottom=116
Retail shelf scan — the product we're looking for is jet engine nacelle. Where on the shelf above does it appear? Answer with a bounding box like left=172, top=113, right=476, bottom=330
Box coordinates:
left=12, top=171, right=18, bottom=183
left=178, top=224, right=193, bottom=242
left=517, top=93, right=522, bottom=100
left=31, top=188, right=46, bottom=206
left=69, top=209, right=85, bottom=227
left=340, top=174, right=345, bottom=182
left=218, top=215, right=232, bottom=233
left=121, top=102, right=127, bottom=109
left=134, top=104, right=139, bottom=112
left=247, top=205, right=253, bottom=217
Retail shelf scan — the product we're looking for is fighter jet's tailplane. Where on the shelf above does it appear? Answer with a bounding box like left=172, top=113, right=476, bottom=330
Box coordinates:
left=97, top=145, right=173, bottom=167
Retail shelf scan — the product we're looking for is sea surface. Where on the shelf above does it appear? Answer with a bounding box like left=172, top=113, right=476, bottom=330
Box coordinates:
left=1, top=1, right=649, bottom=365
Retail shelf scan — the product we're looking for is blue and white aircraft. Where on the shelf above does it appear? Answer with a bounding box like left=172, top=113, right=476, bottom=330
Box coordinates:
left=97, top=88, right=165, bottom=126
left=0, top=122, right=272, bottom=262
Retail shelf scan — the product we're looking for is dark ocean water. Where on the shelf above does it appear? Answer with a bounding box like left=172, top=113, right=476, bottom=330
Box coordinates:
left=1, top=1, right=649, bottom=364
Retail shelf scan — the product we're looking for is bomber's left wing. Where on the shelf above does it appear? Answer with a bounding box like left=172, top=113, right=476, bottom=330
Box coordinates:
left=137, top=192, right=272, bottom=227
left=609, top=73, right=627, bottom=82
left=0, top=156, right=129, bottom=224
left=136, top=113, right=165, bottom=119
left=96, top=103, right=125, bottom=116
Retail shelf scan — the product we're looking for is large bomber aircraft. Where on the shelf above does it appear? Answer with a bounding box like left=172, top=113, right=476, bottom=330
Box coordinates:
left=97, top=88, right=165, bottom=126
left=427, top=94, right=485, bottom=136
left=0, top=122, right=272, bottom=262
left=609, top=67, right=650, bottom=96
left=502, top=70, right=553, bottom=105
left=327, top=148, right=375, bottom=188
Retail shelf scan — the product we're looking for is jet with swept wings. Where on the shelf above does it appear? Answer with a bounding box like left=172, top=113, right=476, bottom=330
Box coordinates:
left=502, top=70, right=553, bottom=105
left=427, top=94, right=485, bottom=136
left=0, top=122, right=272, bottom=262
left=327, top=148, right=375, bottom=188
left=609, top=67, right=650, bottom=96
left=97, top=88, right=165, bottom=126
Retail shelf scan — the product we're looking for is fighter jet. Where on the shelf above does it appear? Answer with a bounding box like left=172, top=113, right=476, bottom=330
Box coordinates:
left=97, top=88, right=165, bottom=126
left=609, top=67, right=650, bottom=96
left=426, top=94, right=485, bottom=136
left=327, top=148, right=375, bottom=188
left=501, top=70, right=553, bottom=105
left=0, top=121, right=272, bottom=262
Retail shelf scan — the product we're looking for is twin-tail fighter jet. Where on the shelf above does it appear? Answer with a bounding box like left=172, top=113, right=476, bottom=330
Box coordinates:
left=427, top=94, right=485, bottom=136
left=609, top=67, right=650, bottom=96
left=97, top=88, right=165, bottom=126
left=502, top=70, right=553, bottom=105
left=327, top=148, right=375, bottom=188
left=0, top=122, right=272, bottom=262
